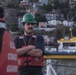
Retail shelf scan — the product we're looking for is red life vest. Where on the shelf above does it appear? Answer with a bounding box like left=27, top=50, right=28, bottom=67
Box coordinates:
left=18, top=35, right=44, bottom=67
left=0, top=29, right=18, bottom=75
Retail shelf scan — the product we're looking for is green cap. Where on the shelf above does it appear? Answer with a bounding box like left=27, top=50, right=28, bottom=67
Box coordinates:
left=22, top=13, right=37, bottom=24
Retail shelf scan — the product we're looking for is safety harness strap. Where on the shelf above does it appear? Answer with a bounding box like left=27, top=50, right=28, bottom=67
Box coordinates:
left=0, top=28, right=5, bottom=53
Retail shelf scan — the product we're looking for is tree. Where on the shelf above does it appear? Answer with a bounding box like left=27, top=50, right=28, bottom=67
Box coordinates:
left=41, top=3, right=53, bottom=12
left=59, top=1, right=70, bottom=19
left=35, top=13, right=47, bottom=24
left=53, top=0, right=61, bottom=9
left=45, top=3, right=53, bottom=11
left=29, top=0, right=38, bottom=2
left=72, top=24, right=76, bottom=36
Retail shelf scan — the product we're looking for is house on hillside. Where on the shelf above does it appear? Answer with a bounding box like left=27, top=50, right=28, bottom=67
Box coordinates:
left=45, top=10, right=64, bottom=21
left=63, top=20, right=74, bottom=27
left=45, top=10, right=64, bottom=26
left=39, top=0, right=48, bottom=6
left=39, top=22, right=47, bottom=28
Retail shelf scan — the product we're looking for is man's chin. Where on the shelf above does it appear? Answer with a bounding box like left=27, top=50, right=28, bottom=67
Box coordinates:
left=26, top=32, right=33, bottom=35
left=25, top=30, right=33, bottom=35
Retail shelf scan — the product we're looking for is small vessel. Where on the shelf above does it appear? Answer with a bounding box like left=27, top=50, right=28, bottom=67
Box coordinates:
left=57, top=36, right=76, bottom=52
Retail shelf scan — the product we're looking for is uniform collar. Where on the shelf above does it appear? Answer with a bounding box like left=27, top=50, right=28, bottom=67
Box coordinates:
left=0, top=22, right=6, bottom=29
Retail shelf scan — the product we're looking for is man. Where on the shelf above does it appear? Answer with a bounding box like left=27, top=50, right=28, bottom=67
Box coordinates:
left=0, top=6, right=18, bottom=75
left=0, top=6, right=6, bottom=52
left=14, top=13, right=45, bottom=75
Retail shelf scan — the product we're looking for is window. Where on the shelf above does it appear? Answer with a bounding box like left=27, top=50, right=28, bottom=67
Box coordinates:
left=63, top=42, right=75, bottom=48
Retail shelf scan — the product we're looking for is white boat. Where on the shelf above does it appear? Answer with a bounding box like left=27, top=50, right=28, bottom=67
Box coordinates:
left=44, top=37, right=76, bottom=75
left=57, top=37, right=76, bottom=52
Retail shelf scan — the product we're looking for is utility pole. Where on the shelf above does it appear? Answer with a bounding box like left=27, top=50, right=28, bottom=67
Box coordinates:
left=69, top=27, right=73, bottom=38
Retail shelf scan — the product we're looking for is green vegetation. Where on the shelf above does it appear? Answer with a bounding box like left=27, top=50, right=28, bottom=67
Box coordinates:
left=29, top=0, right=39, bottom=2
left=9, top=24, right=19, bottom=32
left=35, top=13, right=47, bottom=24
left=41, top=0, right=76, bottom=20
left=2, top=0, right=76, bottom=38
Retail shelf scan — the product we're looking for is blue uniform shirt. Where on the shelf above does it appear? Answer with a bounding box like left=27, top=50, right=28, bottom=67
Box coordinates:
left=14, top=34, right=45, bottom=75
left=14, top=35, right=45, bottom=54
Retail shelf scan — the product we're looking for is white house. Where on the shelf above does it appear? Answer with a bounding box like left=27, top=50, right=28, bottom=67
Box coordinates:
left=63, top=20, right=74, bottom=27
left=45, top=10, right=64, bottom=21
left=20, top=0, right=33, bottom=9
left=39, top=22, right=47, bottom=28
left=69, top=0, right=76, bottom=5
left=48, top=20, right=62, bottom=26
left=39, top=0, right=48, bottom=6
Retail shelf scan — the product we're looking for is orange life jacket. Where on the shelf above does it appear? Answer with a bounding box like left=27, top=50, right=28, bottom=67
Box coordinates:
left=18, top=35, right=44, bottom=67
left=0, top=29, right=18, bottom=75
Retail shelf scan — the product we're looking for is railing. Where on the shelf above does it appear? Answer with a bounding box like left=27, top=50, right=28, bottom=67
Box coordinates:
left=45, top=59, right=57, bottom=75
left=44, top=51, right=76, bottom=75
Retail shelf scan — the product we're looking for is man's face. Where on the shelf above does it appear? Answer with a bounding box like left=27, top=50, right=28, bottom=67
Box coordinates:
left=23, top=23, right=35, bottom=35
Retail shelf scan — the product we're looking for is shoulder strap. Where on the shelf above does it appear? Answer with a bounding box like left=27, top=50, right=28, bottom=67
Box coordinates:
left=30, top=35, right=37, bottom=45
left=18, top=35, right=37, bottom=47
left=18, top=36, right=25, bottom=48
left=0, top=28, right=6, bottom=53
